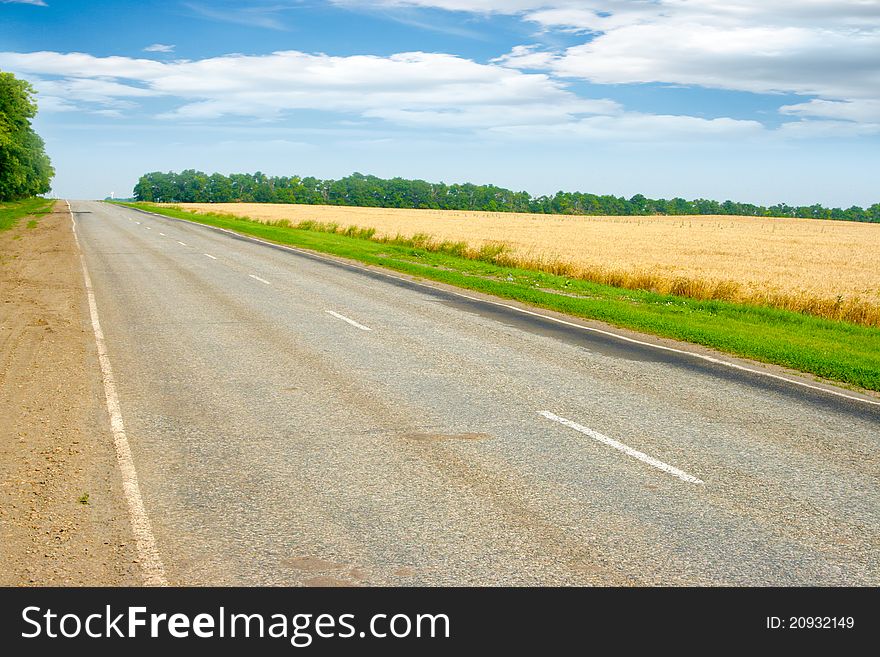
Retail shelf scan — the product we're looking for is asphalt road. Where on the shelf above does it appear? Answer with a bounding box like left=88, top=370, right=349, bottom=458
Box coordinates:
left=71, top=200, right=880, bottom=586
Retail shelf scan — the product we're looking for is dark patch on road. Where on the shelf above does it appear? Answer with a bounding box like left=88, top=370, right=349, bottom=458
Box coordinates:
left=348, top=568, right=368, bottom=581
left=282, top=555, right=343, bottom=572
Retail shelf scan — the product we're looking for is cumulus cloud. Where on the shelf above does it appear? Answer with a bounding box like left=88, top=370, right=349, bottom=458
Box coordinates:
left=0, top=51, right=167, bottom=79
left=356, top=1, right=880, bottom=127
left=544, top=22, right=880, bottom=103
left=14, top=0, right=880, bottom=143
left=0, top=46, right=773, bottom=140
left=0, top=49, right=625, bottom=130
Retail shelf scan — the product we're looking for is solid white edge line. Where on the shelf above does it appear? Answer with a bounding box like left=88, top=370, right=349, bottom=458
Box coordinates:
left=540, top=411, right=704, bottom=485
left=125, top=206, right=880, bottom=408
left=325, top=309, right=372, bottom=331
left=203, top=253, right=217, bottom=260
left=249, top=273, right=271, bottom=285
left=69, top=203, right=168, bottom=586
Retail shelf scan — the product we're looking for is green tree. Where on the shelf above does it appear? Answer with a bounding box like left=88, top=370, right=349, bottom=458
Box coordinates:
left=0, top=71, right=54, bottom=201
left=129, top=168, right=878, bottom=224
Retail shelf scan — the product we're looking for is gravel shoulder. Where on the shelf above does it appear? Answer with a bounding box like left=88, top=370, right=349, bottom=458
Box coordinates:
left=0, top=202, right=138, bottom=585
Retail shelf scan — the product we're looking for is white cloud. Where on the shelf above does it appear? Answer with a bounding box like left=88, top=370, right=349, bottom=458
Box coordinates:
left=184, top=2, right=291, bottom=30
left=363, top=98, right=620, bottom=129
left=0, top=51, right=167, bottom=79
left=6, top=1, right=876, bottom=140
left=0, top=33, right=868, bottom=141
left=144, top=44, right=175, bottom=53
left=0, top=0, right=48, bottom=6
left=514, top=2, right=880, bottom=104
left=491, top=45, right=559, bottom=70
left=492, top=113, right=764, bottom=141
left=545, top=23, right=880, bottom=103
left=356, top=1, right=880, bottom=128
left=780, top=99, right=880, bottom=123
left=31, top=76, right=156, bottom=104
left=1, top=49, right=629, bottom=132
left=17, top=71, right=157, bottom=118
left=33, top=95, right=77, bottom=113
left=776, top=119, right=880, bottom=139
left=360, top=0, right=880, bottom=27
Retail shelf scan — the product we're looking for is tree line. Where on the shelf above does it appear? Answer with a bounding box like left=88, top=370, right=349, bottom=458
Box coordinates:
left=133, top=170, right=880, bottom=223
left=0, top=71, right=53, bottom=201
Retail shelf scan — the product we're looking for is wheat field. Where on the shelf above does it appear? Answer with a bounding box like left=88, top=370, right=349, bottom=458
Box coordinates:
left=172, top=202, right=880, bottom=325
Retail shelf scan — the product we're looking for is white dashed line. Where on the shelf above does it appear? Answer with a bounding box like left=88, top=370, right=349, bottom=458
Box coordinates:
left=249, top=274, right=271, bottom=285
left=540, top=411, right=704, bottom=485
left=325, top=310, right=372, bottom=332
left=203, top=253, right=217, bottom=260
left=159, top=232, right=166, bottom=236
left=177, top=241, right=187, bottom=246
left=68, top=204, right=167, bottom=586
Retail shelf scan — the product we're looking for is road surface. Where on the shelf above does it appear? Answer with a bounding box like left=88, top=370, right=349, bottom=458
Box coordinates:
left=71, top=200, right=880, bottom=586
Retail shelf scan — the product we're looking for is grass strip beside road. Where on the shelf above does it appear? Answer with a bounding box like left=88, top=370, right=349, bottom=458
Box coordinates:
left=118, top=202, right=880, bottom=393
left=0, top=197, right=55, bottom=232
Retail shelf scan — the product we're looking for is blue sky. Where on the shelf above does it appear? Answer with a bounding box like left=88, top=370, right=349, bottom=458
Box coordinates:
left=1, top=0, right=878, bottom=206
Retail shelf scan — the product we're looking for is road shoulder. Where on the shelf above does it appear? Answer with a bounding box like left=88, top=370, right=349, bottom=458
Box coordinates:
left=0, top=202, right=139, bottom=585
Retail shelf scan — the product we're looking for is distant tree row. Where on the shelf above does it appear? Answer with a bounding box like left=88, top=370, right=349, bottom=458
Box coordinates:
left=133, top=170, right=880, bottom=223
left=0, top=71, right=53, bottom=201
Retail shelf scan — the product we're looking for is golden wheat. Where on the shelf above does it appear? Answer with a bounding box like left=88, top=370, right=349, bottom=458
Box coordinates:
left=171, top=202, right=880, bottom=326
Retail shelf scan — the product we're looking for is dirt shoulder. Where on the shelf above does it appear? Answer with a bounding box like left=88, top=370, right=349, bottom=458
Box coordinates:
left=0, top=202, right=139, bottom=585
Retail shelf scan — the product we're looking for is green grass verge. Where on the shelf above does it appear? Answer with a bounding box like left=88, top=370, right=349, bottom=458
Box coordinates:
left=0, top=197, right=54, bottom=232
left=118, top=202, right=880, bottom=392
